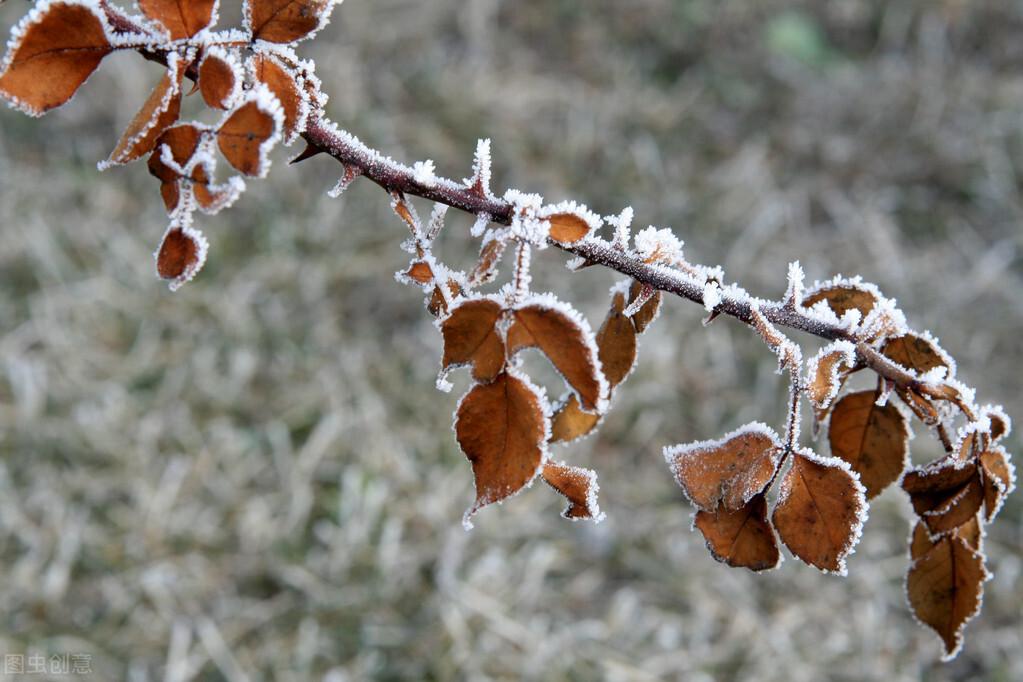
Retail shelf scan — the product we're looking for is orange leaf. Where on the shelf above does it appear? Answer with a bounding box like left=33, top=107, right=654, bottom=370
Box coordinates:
left=542, top=460, right=603, bottom=521
left=546, top=213, right=591, bottom=244
left=882, top=333, right=954, bottom=377
left=467, top=235, right=506, bottom=287
left=772, top=449, right=867, bottom=574
left=148, top=124, right=204, bottom=212
left=806, top=341, right=856, bottom=410
left=0, top=0, right=112, bottom=116
left=694, top=494, right=780, bottom=572
left=139, top=0, right=216, bottom=39
left=507, top=298, right=607, bottom=413
left=198, top=48, right=241, bottom=110
left=549, top=394, right=601, bottom=444
left=217, top=89, right=282, bottom=177
left=251, top=52, right=306, bottom=141
left=827, top=390, right=908, bottom=498
left=902, top=458, right=984, bottom=535
left=627, top=281, right=661, bottom=333
left=247, top=0, right=333, bottom=43
left=906, top=533, right=987, bottom=660
left=103, top=62, right=183, bottom=168
left=456, top=372, right=548, bottom=527
left=404, top=260, right=434, bottom=286
left=440, top=298, right=505, bottom=383
left=664, top=424, right=783, bottom=512
left=156, top=224, right=207, bottom=290
left=193, top=177, right=243, bottom=215
left=979, top=447, right=1014, bottom=521
left=595, top=290, right=638, bottom=389
left=802, top=281, right=879, bottom=319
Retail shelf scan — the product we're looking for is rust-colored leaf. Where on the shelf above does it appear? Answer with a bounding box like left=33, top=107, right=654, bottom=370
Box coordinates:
left=546, top=213, right=591, bottom=244
left=217, top=94, right=280, bottom=177
left=198, top=50, right=239, bottom=110
left=404, top=261, right=434, bottom=285
left=248, top=0, right=332, bottom=43
left=0, top=1, right=112, bottom=116
left=440, top=298, right=505, bottom=383
left=595, top=291, right=638, bottom=389
left=427, top=280, right=461, bottom=318
left=902, top=458, right=983, bottom=535
left=664, top=424, right=783, bottom=512
left=507, top=300, right=606, bottom=413
left=694, top=494, right=780, bottom=572
left=772, top=449, right=867, bottom=574
left=882, top=334, right=953, bottom=376
left=828, top=390, right=908, bottom=499
left=549, top=394, right=601, bottom=444
left=907, top=534, right=987, bottom=660
left=542, top=460, right=603, bottom=521
left=148, top=124, right=202, bottom=181
left=628, top=280, right=661, bottom=333
left=807, top=341, right=855, bottom=410
left=802, top=283, right=878, bottom=318
left=986, top=409, right=1009, bottom=442
left=139, top=0, right=216, bottom=39
left=156, top=225, right=207, bottom=289
left=104, top=66, right=182, bottom=167
left=979, top=447, right=1014, bottom=521
left=251, top=52, right=305, bottom=140
left=456, top=372, right=548, bottom=526
left=147, top=124, right=216, bottom=213
left=468, top=236, right=506, bottom=286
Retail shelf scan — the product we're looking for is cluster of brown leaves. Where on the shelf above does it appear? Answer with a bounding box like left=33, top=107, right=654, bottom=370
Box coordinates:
left=0, top=0, right=334, bottom=288
left=666, top=278, right=1015, bottom=659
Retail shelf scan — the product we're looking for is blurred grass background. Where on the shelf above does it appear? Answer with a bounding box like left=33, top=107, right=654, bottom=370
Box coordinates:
left=0, top=0, right=1021, bottom=679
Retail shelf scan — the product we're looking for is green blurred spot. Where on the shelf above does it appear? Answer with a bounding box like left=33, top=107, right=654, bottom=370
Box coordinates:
left=765, top=11, right=833, bottom=67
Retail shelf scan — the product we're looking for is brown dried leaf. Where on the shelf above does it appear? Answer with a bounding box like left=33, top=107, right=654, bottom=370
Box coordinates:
left=507, top=301, right=606, bottom=413
left=404, top=261, right=434, bottom=286
left=440, top=298, right=505, bottom=383
left=251, top=53, right=304, bottom=140
left=139, top=0, right=216, bottom=39
left=664, top=424, right=783, bottom=512
left=907, top=534, right=987, bottom=660
left=902, top=459, right=983, bottom=535
left=427, top=280, right=462, bottom=318
left=628, top=280, right=662, bottom=333
left=546, top=213, right=591, bottom=244
left=542, top=460, right=603, bottom=521
left=147, top=123, right=206, bottom=212
left=198, top=51, right=239, bottom=110
left=807, top=342, right=855, bottom=410
left=772, top=449, right=867, bottom=574
left=694, top=494, right=780, bottom=572
left=802, top=284, right=878, bottom=318
left=549, top=394, right=601, bottom=444
left=828, top=390, right=908, bottom=499
left=0, top=1, right=112, bottom=116
left=156, top=225, right=207, bottom=289
left=217, top=94, right=280, bottom=177
left=882, top=334, right=953, bottom=376
left=595, top=291, right=638, bottom=389
left=468, top=237, right=506, bottom=287
left=979, top=447, right=1014, bottom=521
left=456, top=372, right=547, bottom=525
left=248, top=0, right=332, bottom=43
left=105, top=66, right=182, bottom=167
